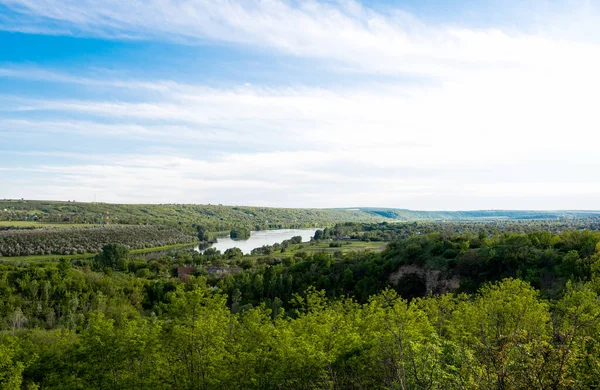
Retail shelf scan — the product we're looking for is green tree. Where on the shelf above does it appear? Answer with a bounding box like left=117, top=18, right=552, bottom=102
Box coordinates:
left=196, top=225, right=210, bottom=242
left=0, top=337, right=26, bottom=389
left=547, top=282, right=600, bottom=388
left=96, top=243, right=129, bottom=271
left=224, top=247, right=243, bottom=259
left=450, top=279, right=551, bottom=389
left=230, top=228, right=251, bottom=239
left=57, top=258, right=72, bottom=277
left=161, top=286, right=232, bottom=389
left=313, top=229, right=324, bottom=240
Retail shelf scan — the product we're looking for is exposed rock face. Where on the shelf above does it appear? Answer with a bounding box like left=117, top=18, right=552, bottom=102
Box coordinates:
left=389, top=265, right=460, bottom=295
left=177, top=266, right=195, bottom=281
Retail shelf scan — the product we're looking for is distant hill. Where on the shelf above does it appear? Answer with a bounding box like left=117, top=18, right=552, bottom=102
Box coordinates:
left=2, top=200, right=600, bottom=235
left=350, top=208, right=600, bottom=221
left=0, top=200, right=382, bottom=233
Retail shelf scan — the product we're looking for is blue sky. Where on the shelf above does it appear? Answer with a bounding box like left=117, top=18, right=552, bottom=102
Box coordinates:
left=1, top=0, right=600, bottom=209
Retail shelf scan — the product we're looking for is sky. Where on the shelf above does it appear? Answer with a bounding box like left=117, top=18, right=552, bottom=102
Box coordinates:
left=1, top=0, right=600, bottom=209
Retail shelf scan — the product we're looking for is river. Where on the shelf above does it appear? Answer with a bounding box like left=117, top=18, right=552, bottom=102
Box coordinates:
left=196, top=228, right=319, bottom=254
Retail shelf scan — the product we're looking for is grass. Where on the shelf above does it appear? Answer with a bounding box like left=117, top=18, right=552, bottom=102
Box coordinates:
left=0, top=259, right=60, bottom=268
left=130, top=242, right=197, bottom=255
left=0, top=221, right=94, bottom=228
left=0, top=252, right=96, bottom=262
left=297, top=240, right=387, bottom=254
left=247, top=240, right=388, bottom=260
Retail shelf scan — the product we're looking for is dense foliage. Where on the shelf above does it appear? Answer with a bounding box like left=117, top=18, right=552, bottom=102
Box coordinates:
left=0, top=226, right=196, bottom=257
left=2, top=219, right=600, bottom=388
left=1, top=267, right=600, bottom=389
left=96, top=244, right=130, bottom=271
left=315, top=219, right=600, bottom=242
left=205, top=228, right=600, bottom=309
left=229, top=227, right=251, bottom=239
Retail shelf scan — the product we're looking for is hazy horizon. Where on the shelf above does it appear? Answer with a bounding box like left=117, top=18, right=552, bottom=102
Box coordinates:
left=4, top=198, right=600, bottom=213
left=2, top=1, right=600, bottom=209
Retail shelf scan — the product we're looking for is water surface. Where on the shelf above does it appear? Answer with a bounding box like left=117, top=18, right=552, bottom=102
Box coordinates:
left=197, top=228, right=318, bottom=254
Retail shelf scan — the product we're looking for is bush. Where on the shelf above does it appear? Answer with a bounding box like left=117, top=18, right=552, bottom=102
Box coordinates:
left=136, top=268, right=152, bottom=278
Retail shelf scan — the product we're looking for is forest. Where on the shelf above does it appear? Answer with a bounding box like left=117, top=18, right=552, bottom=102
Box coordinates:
left=2, top=212, right=600, bottom=388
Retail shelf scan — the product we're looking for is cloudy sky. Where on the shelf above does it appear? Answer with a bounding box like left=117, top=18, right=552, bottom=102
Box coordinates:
left=1, top=0, right=599, bottom=209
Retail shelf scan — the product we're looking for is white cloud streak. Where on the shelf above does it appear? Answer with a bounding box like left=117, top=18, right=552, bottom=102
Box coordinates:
left=2, top=1, right=600, bottom=208
left=2, top=0, right=598, bottom=76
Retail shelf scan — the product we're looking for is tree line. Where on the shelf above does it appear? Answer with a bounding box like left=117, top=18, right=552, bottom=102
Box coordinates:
left=2, top=275, right=600, bottom=389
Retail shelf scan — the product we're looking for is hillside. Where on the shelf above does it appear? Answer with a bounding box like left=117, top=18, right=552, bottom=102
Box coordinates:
left=354, top=207, right=600, bottom=221
left=3, top=201, right=600, bottom=234
left=0, top=200, right=383, bottom=232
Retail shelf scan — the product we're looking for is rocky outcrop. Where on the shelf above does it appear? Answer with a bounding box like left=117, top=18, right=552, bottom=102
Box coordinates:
left=389, top=265, right=460, bottom=295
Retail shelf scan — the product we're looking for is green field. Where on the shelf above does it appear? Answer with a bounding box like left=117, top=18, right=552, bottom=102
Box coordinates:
left=0, top=221, right=94, bottom=228
left=0, top=252, right=95, bottom=262
left=294, top=240, right=386, bottom=255
left=244, top=239, right=387, bottom=261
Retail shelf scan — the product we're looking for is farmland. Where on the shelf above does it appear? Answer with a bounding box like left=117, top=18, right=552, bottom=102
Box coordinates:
left=0, top=221, right=92, bottom=229
left=0, top=225, right=197, bottom=257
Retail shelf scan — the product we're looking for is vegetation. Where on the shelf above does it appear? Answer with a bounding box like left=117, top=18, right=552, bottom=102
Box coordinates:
left=0, top=225, right=196, bottom=257
left=0, top=221, right=91, bottom=230
left=4, top=200, right=600, bottom=236
left=230, top=227, right=251, bottom=239
left=0, top=200, right=383, bottom=234
left=3, top=206, right=600, bottom=388
left=193, top=227, right=600, bottom=307
left=355, top=207, right=600, bottom=221
left=1, top=262, right=600, bottom=388
left=314, top=219, right=600, bottom=242
left=95, top=243, right=130, bottom=271
left=196, top=225, right=210, bottom=242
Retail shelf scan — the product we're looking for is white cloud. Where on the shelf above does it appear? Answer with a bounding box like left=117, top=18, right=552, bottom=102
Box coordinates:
left=3, top=64, right=600, bottom=207
left=2, top=1, right=600, bottom=208
left=2, top=0, right=599, bottom=76
left=3, top=65, right=600, bottom=158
